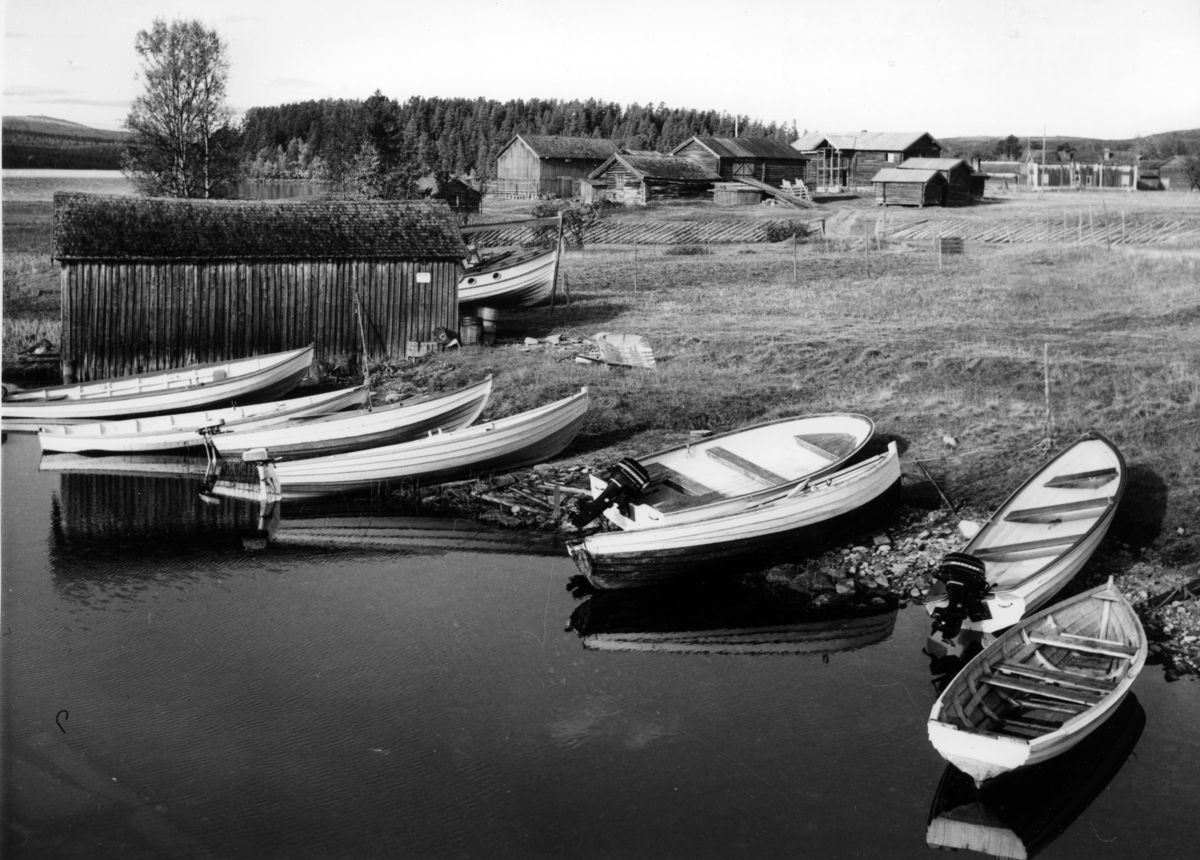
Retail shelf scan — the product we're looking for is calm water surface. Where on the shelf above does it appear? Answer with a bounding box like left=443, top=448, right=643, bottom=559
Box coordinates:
left=2, top=431, right=1198, bottom=859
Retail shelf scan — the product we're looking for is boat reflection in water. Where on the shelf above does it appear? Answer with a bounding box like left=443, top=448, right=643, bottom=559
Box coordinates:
left=269, top=514, right=562, bottom=558
left=566, top=578, right=897, bottom=656
left=926, top=694, right=1145, bottom=860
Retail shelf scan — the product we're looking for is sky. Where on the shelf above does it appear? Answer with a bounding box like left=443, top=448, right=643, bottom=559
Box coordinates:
left=3, top=0, right=1199, bottom=141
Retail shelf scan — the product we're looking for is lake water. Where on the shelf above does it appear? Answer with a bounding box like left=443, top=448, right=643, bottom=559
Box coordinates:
left=2, top=429, right=1198, bottom=859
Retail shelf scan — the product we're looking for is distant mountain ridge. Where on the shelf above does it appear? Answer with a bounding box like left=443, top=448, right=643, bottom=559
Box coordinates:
left=3, top=115, right=128, bottom=169
left=940, top=129, right=1200, bottom=161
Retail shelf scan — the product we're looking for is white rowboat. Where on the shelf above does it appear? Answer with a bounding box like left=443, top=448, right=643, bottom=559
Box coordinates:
left=2, top=345, right=315, bottom=421
left=927, top=578, right=1146, bottom=786
left=458, top=247, right=557, bottom=308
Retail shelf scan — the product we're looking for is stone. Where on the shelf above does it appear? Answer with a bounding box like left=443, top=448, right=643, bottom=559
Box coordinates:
left=532, top=463, right=556, bottom=476
left=493, top=475, right=518, bottom=488
left=835, top=578, right=857, bottom=595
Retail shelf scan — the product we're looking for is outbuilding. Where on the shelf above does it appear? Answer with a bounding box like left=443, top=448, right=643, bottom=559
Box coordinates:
left=671, top=136, right=808, bottom=187
left=588, top=151, right=722, bottom=205
left=52, top=193, right=467, bottom=381
left=793, top=131, right=944, bottom=192
left=870, top=168, right=948, bottom=207
left=494, top=134, right=619, bottom=199
left=1158, top=155, right=1197, bottom=192
left=898, top=157, right=983, bottom=205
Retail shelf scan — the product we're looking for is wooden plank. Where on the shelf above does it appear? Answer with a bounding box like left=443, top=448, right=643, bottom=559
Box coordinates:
left=792, top=436, right=838, bottom=462
left=705, top=446, right=786, bottom=485
left=1005, top=496, right=1111, bottom=522
left=1011, top=697, right=1085, bottom=716
left=995, top=662, right=1118, bottom=692
left=1044, top=468, right=1118, bottom=489
left=981, top=674, right=1102, bottom=706
left=1028, top=632, right=1137, bottom=659
left=972, top=535, right=1079, bottom=559
left=643, top=462, right=716, bottom=497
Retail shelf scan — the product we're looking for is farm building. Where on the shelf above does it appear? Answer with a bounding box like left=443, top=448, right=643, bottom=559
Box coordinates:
left=792, top=131, right=944, bottom=192
left=870, top=168, right=948, bottom=207
left=1158, top=155, right=1197, bottom=191
left=52, top=193, right=467, bottom=381
left=671, top=136, right=808, bottom=186
left=587, top=152, right=721, bottom=205
left=898, top=157, right=984, bottom=205
left=493, top=135, right=619, bottom=199
left=417, top=174, right=483, bottom=215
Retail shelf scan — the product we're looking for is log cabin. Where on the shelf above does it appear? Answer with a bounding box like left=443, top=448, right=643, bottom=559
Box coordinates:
left=588, top=151, right=722, bottom=205
left=671, top=136, right=808, bottom=187
left=897, top=157, right=984, bottom=205
left=494, top=134, right=619, bottom=199
left=792, top=131, right=944, bottom=192
left=871, top=168, right=948, bottom=207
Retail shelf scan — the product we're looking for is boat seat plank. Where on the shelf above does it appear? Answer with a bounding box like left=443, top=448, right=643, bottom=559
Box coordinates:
left=972, top=536, right=1079, bottom=559
left=1044, top=468, right=1118, bottom=489
left=980, top=674, right=1103, bottom=706
left=996, top=662, right=1118, bottom=692
left=1004, top=497, right=1111, bottom=523
left=653, top=492, right=726, bottom=513
left=1012, top=697, right=1086, bottom=716
left=792, top=436, right=838, bottom=462
left=1028, top=632, right=1136, bottom=659
left=705, top=447, right=786, bottom=486
left=643, top=462, right=716, bottom=497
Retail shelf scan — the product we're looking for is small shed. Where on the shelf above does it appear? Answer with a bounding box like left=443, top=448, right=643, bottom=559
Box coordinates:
left=418, top=174, right=482, bottom=215
left=1158, top=155, right=1197, bottom=192
left=671, top=136, right=807, bottom=186
left=588, top=152, right=721, bottom=205
left=898, top=157, right=983, bottom=205
left=53, top=193, right=467, bottom=381
left=494, top=134, right=619, bottom=198
left=871, top=168, right=947, bottom=207
left=712, top=183, right=764, bottom=206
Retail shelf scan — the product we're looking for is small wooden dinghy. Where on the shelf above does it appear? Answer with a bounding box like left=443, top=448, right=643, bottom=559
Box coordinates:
left=578, top=413, right=874, bottom=531
left=568, top=441, right=902, bottom=589
left=264, top=387, right=588, bottom=499
left=208, top=376, right=492, bottom=460
left=458, top=247, right=557, bottom=308
left=927, top=578, right=1146, bottom=786
left=36, top=385, right=368, bottom=454
left=2, top=345, right=315, bottom=421
left=924, top=432, right=1126, bottom=637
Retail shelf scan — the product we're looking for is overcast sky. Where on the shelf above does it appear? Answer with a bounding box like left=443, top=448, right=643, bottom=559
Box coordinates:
left=4, top=0, right=1199, bottom=140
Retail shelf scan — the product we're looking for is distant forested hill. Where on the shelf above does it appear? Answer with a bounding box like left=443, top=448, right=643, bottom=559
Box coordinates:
left=239, top=95, right=798, bottom=181
left=940, top=129, right=1200, bottom=161
left=2, top=116, right=128, bottom=169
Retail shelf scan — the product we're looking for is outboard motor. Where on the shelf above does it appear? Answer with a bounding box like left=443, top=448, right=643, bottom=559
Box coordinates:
left=930, top=551, right=992, bottom=640
left=570, top=458, right=651, bottom=528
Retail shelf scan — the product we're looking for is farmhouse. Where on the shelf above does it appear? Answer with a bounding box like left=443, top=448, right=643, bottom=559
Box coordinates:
left=494, top=134, right=619, bottom=199
left=897, top=157, right=984, bottom=205
left=870, top=167, right=948, bottom=207
left=52, top=193, right=466, bottom=381
left=671, top=136, right=808, bottom=186
left=587, top=151, right=721, bottom=205
left=792, top=131, right=944, bottom=192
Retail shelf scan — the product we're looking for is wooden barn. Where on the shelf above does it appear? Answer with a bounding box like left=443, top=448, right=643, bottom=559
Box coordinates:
left=870, top=168, right=948, bottom=207
left=52, top=193, right=467, bottom=381
left=897, top=157, right=984, bottom=205
left=493, top=135, right=619, bottom=199
left=792, top=131, right=944, bottom=192
left=417, top=174, right=483, bottom=216
left=671, top=136, right=808, bottom=186
left=587, top=152, right=721, bottom=205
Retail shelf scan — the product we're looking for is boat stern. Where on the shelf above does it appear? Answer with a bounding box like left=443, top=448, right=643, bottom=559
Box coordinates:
left=927, top=720, right=1031, bottom=786
left=566, top=541, right=595, bottom=579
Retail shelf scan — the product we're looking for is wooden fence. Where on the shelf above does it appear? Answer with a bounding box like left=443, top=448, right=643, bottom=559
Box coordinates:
left=885, top=215, right=1200, bottom=246
left=467, top=218, right=821, bottom=247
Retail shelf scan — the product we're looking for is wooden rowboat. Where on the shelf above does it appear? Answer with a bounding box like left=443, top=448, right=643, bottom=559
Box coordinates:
left=567, top=441, right=902, bottom=590
left=1, top=345, right=315, bottom=421
left=208, top=376, right=493, bottom=460
left=927, top=578, right=1146, bottom=786
left=264, top=387, right=589, bottom=499
left=36, top=385, right=368, bottom=454
left=924, top=432, right=1126, bottom=638
left=458, top=247, right=557, bottom=308
left=580, top=413, right=874, bottom=531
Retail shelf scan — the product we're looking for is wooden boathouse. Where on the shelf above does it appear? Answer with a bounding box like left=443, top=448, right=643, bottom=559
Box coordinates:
left=493, top=135, right=619, bottom=199
left=587, top=151, right=721, bottom=205
left=52, top=193, right=467, bottom=381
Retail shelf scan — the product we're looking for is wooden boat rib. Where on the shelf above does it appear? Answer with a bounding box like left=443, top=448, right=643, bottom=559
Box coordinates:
left=568, top=442, right=903, bottom=589
left=927, top=578, right=1146, bottom=786
left=269, top=387, right=589, bottom=499
left=36, top=385, right=368, bottom=454
left=208, top=377, right=493, bottom=460
left=458, top=247, right=557, bottom=308
left=925, top=432, right=1126, bottom=634
left=1, top=345, right=315, bottom=421
left=586, top=413, right=874, bottom=531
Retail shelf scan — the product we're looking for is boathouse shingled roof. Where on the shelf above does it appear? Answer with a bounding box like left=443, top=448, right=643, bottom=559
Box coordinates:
left=591, top=152, right=722, bottom=182
left=52, top=193, right=468, bottom=261
left=672, top=136, right=806, bottom=161
left=510, top=134, right=619, bottom=160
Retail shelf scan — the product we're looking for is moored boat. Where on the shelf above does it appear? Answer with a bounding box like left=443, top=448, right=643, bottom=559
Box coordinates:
left=2, top=345, right=315, bottom=421
left=36, top=385, right=368, bottom=454
left=208, top=376, right=493, bottom=460
left=924, top=432, right=1126, bottom=640
left=926, top=578, right=1146, bottom=786
left=458, top=247, right=557, bottom=308
left=567, top=441, right=902, bottom=590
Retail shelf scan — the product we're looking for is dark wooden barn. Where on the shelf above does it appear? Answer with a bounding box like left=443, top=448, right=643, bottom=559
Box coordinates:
left=898, top=157, right=983, bottom=205
left=417, top=174, right=483, bottom=215
left=671, top=136, right=808, bottom=187
left=587, top=152, right=721, bottom=205
left=52, top=193, right=467, bottom=381
left=792, top=131, right=944, bottom=192
left=870, top=168, right=947, bottom=207
left=494, top=135, right=619, bottom=199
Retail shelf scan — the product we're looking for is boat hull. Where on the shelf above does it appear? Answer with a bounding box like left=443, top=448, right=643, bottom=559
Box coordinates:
left=569, top=444, right=902, bottom=589
left=458, top=248, right=557, bottom=308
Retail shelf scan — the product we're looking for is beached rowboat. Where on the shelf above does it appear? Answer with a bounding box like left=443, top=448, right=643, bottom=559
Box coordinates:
left=927, top=578, right=1146, bottom=786
left=458, top=247, right=557, bottom=308
left=567, top=441, right=902, bottom=589
left=208, top=376, right=493, bottom=460
left=924, top=432, right=1126, bottom=639
left=267, top=387, right=589, bottom=499
left=2, top=345, right=315, bottom=421
left=36, top=385, right=368, bottom=454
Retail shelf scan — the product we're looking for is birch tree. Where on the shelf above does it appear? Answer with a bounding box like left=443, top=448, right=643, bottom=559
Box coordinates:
left=122, top=18, right=241, bottom=198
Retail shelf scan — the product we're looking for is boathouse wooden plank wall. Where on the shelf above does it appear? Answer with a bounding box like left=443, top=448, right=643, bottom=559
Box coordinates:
left=53, top=193, right=467, bottom=381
